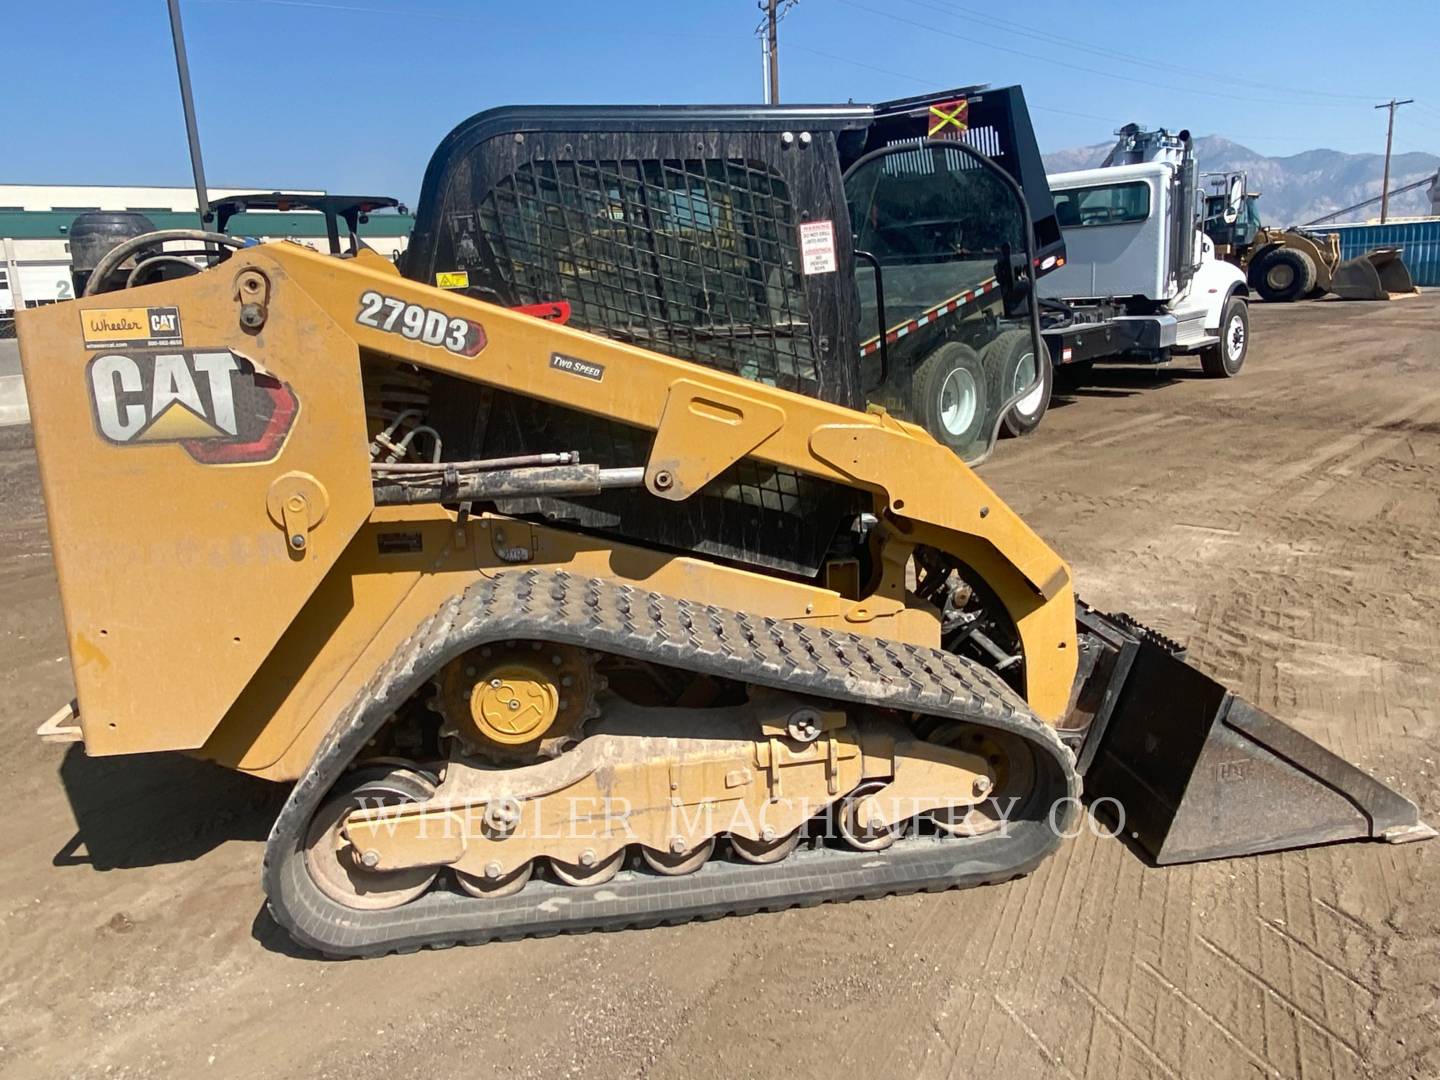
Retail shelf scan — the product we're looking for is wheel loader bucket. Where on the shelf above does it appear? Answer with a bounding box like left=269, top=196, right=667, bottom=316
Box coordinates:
left=1076, top=611, right=1434, bottom=864
left=1330, top=247, right=1419, bottom=301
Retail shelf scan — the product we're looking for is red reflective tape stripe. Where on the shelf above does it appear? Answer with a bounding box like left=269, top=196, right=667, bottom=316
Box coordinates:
left=858, top=275, right=1000, bottom=357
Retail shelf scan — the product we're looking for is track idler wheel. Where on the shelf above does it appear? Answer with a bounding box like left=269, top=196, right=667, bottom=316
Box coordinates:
left=304, top=766, right=440, bottom=911
left=924, top=724, right=1035, bottom=837
left=729, top=829, right=801, bottom=865
left=641, top=837, right=716, bottom=876
left=837, top=782, right=905, bottom=851
left=549, top=848, right=625, bottom=887
left=454, top=860, right=534, bottom=899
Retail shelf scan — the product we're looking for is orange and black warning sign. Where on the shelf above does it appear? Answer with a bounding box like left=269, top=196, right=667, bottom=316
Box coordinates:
left=927, top=98, right=969, bottom=138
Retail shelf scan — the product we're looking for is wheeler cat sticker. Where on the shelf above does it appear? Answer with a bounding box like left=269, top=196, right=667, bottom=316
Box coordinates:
left=356, top=290, right=486, bottom=356
left=87, top=349, right=298, bottom=464
left=81, top=306, right=183, bottom=350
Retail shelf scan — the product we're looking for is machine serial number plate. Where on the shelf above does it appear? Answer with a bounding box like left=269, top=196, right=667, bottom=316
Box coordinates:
left=356, top=290, right=486, bottom=356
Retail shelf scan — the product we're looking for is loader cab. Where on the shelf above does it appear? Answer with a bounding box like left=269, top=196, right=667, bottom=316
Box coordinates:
left=398, top=88, right=1058, bottom=575
left=1201, top=172, right=1262, bottom=254
left=403, top=85, right=1060, bottom=459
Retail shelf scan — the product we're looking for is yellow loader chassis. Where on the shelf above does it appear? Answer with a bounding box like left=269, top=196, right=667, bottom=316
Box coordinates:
left=18, top=241, right=1078, bottom=762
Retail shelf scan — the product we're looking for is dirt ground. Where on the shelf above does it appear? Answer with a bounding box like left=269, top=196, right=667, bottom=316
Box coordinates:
left=2, top=296, right=1437, bottom=1079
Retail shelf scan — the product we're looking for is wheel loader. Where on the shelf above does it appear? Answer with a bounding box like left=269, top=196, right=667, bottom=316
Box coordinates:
left=1202, top=172, right=1419, bottom=302
left=19, top=86, right=1432, bottom=958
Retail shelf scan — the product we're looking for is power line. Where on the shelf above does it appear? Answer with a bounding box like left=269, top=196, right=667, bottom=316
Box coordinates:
left=1303, top=173, right=1434, bottom=227
left=893, top=0, right=1382, bottom=105
left=784, top=41, right=1333, bottom=148
left=190, top=0, right=1397, bottom=151
left=193, top=0, right=737, bottom=42
left=839, top=0, right=1376, bottom=110
left=783, top=41, right=1124, bottom=125
left=193, top=0, right=490, bottom=19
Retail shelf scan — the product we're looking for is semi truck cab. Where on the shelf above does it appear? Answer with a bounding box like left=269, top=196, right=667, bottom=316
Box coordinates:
left=1033, top=126, right=1250, bottom=394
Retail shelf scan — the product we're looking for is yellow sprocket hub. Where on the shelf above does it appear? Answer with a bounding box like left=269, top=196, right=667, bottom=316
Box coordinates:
left=470, top=664, right=559, bottom=745
left=436, top=642, right=598, bottom=760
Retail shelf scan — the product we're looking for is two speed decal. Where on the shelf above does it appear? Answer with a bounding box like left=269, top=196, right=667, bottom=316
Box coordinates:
left=356, top=290, right=486, bottom=356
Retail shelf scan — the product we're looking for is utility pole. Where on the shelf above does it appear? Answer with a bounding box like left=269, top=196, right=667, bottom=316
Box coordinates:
left=765, top=0, right=780, bottom=105
left=1374, top=98, right=1413, bottom=224
left=756, top=0, right=795, bottom=105
left=167, top=0, right=211, bottom=224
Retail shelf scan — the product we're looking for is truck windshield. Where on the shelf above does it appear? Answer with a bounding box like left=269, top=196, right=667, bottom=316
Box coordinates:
left=844, top=141, right=1041, bottom=465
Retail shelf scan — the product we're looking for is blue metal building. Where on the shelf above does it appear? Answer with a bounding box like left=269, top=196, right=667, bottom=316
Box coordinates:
left=1321, top=220, right=1440, bottom=287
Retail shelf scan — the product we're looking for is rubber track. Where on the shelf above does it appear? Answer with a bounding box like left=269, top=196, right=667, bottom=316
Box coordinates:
left=263, top=569, right=1080, bottom=958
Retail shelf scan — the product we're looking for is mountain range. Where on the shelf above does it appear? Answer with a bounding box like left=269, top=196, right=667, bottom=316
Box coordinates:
left=1041, top=136, right=1439, bottom=226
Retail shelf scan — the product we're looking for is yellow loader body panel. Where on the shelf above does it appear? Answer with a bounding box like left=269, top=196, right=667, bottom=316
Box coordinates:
left=19, top=241, right=1076, bottom=772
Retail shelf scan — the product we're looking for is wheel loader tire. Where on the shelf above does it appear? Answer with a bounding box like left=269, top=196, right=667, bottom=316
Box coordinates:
left=986, top=330, right=1051, bottom=438
left=1254, top=248, right=1314, bottom=303
left=909, top=341, right=988, bottom=451
left=1297, top=250, right=1319, bottom=294
left=1201, top=296, right=1248, bottom=378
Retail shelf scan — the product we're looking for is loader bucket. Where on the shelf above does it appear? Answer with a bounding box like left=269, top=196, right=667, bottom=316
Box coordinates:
left=1075, top=610, right=1434, bottom=864
left=1330, top=247, right=1419, bottom=301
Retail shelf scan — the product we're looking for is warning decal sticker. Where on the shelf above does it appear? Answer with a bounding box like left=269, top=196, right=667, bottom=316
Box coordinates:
left=798, top=220, right=837, bottom=276
left=927, top=99, right=969, bottom=138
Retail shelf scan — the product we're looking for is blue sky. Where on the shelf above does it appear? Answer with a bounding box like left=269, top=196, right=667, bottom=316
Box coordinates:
left=8, top=0, right=1440, bottom=200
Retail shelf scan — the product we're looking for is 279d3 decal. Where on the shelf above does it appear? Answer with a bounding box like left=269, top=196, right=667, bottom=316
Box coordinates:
left=355, top=289, right=486, bottom=356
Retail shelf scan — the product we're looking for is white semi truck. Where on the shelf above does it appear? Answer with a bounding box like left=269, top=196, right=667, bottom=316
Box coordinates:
left=1004, top=125, right=1249, bottom=434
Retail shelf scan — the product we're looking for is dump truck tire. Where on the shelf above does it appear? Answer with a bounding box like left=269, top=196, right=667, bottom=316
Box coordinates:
left=987, top=330, right=1051, bottom=438
left=909, top=342, right=988, bottom=451
left=1254, top=248, right=1314, bottom=302
left=1201, top=296, right=1248, bottom=378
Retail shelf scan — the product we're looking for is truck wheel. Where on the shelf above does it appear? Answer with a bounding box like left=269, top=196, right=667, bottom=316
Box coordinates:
left=986, top=330, right=1051, bottom=437
left=1254, top=249, right=1313, bottom=302
left=1201, top=296, right=1248, bottom=377
left=909, top=342, right=987, bottom=452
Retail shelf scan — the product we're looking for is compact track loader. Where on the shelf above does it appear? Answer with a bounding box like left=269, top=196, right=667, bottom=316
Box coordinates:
left=20, top=87, right=1431, bottom=958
